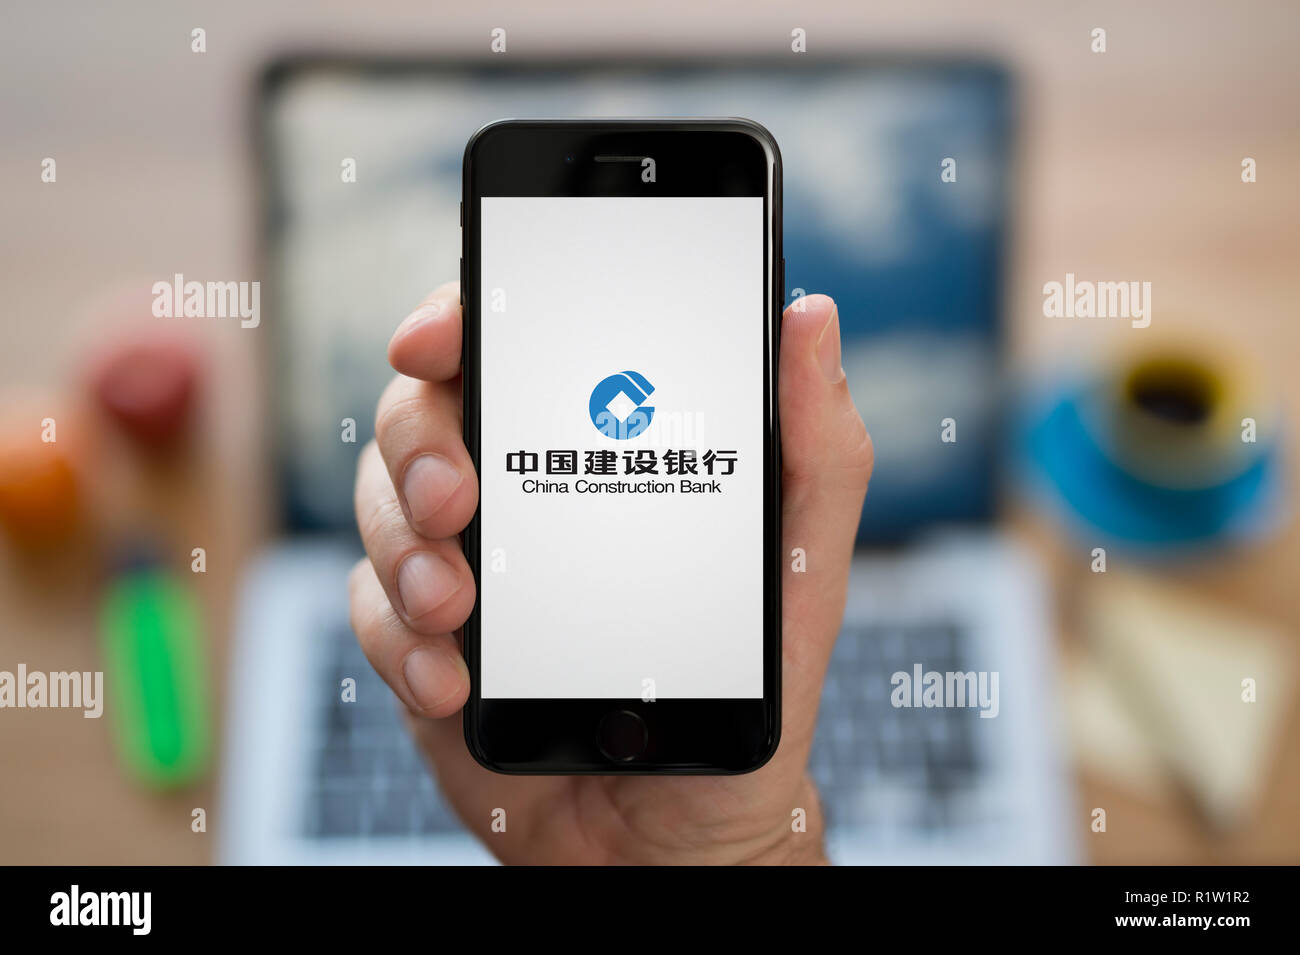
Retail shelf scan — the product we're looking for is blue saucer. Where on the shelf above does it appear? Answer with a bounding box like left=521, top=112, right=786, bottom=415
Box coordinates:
left=1022, top=386, right=1284, bottom=554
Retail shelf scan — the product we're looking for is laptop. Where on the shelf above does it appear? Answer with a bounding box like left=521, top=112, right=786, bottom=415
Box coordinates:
left=220, top=56, right=1077, bottom=865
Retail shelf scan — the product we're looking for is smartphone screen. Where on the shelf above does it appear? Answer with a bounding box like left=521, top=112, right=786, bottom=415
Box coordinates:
left=463, top=120, right=781, bottom=772
left=479, top=195, right=764, bottom=699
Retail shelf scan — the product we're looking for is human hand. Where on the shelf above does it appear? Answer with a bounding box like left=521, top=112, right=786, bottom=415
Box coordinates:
left=349, top=282, right=872, bottom=864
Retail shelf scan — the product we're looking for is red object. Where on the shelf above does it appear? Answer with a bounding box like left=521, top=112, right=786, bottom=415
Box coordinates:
left=89, top=341, right=198, bottom=446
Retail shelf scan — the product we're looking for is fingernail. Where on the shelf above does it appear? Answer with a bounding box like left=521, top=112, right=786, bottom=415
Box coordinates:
left=403, top=453, right=463, bottom=523
left=394, top=300, right=443, bottom=339
left=396, top=551, right=462, bottom=621
left=402, top=645, right=460, bottom=711
left=816, top=304, right=845, bottom=383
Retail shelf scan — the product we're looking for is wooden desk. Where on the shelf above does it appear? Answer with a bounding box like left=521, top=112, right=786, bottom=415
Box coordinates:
left=1, top=0, right=1296, bottom=865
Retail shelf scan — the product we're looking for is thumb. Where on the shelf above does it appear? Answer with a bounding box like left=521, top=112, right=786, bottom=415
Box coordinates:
left=776, top=293, right=873, bottom=764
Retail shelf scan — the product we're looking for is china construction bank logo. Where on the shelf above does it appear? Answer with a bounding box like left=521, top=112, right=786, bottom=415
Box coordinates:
left=589, top=370, right=655, bottom=439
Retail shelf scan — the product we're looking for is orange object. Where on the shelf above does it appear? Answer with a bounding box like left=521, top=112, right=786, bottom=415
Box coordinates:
left=0, top=438, right=80, bottom=547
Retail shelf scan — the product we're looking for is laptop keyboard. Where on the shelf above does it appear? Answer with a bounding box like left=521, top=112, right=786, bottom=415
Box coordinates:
left=304, top=626, right=462, bottom=837
left=304, top=617, right=984, bottom=839
left=809, top=619, right=984, bottom=834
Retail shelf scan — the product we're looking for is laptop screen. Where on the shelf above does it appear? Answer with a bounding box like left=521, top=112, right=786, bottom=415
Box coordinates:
left=258, top=58, right=1011, bottom=542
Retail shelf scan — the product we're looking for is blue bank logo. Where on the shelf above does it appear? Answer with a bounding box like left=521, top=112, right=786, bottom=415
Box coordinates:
left=589, top=371, right=655, bottom=440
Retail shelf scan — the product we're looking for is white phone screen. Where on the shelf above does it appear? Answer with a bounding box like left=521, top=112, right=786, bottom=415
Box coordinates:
left=479, top=195, right=766, bottom=699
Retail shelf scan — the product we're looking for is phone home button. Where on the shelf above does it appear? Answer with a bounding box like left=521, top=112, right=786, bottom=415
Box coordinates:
left=596, top=709, right=648, bottom=762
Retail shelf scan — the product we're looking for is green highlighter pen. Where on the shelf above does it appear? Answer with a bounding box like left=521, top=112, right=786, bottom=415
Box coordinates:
left=99, top=557, right=211, bottom=787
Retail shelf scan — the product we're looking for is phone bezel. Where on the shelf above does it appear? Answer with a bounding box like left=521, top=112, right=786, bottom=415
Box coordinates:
left=461, top=119, right=783, bottom=774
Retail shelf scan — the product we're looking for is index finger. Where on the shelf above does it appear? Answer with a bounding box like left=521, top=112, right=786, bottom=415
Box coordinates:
left=387, top=281, right=463, bottom=382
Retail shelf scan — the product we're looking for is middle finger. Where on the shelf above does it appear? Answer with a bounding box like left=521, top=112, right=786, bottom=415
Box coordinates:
left=355, top=440, right=477, bottom=634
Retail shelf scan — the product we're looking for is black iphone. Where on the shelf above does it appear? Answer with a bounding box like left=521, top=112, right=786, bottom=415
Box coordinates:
left=460, top=119, right=782, bottom=773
